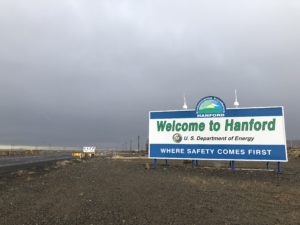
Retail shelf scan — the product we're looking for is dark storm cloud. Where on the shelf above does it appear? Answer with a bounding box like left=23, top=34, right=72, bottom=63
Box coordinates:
left=0, top=0, right=299, bottom=148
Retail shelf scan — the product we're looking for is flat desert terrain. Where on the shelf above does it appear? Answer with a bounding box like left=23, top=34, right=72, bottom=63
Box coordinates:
left=0, top=151, right=299, bottom=225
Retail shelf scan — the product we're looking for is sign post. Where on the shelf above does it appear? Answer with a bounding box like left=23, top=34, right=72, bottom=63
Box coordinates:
left=149, top=96, right=288, bottom=171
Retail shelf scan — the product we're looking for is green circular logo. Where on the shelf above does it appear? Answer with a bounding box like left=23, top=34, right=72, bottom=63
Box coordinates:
left=196, top=96, right=226, bottom=117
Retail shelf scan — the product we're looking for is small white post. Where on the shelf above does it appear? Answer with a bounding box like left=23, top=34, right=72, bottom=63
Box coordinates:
left=234, top=89, right=239, bottom=108
left=183, top=94, right=188, bottom=109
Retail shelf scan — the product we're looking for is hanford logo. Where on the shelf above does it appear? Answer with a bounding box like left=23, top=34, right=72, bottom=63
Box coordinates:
left=196, top=96, right=226, bottom=117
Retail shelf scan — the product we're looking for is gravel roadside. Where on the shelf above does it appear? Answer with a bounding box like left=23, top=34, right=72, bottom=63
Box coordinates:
left=0, top=157, right=299, bottom=225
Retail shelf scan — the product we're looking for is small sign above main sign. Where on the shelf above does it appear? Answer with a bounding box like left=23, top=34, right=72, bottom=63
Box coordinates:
left=83, top=146, right=96, bottom=153
left=149, top=96, right=288, bottom=162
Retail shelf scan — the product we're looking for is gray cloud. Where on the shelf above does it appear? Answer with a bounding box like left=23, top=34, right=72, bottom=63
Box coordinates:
left=0, top=0, right=299, bottom=148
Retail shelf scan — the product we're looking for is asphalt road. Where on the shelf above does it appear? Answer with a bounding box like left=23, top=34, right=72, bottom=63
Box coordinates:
left=0, top=155, right=74, bottom=173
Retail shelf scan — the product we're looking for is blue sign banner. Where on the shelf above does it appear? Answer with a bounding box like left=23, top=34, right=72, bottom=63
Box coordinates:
left=150, top=144, right=287, bottom=161
left=150, top=107, right=283, bottom=119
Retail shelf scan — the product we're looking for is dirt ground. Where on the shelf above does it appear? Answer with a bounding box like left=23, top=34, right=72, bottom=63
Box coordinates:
left=0, top=153, right=299, bottom=225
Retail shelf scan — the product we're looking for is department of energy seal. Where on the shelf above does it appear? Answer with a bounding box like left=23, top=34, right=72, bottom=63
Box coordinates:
left=173, top=133, right=182, bottom=143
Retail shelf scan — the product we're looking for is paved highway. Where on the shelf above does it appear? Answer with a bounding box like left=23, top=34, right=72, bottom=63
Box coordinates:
left=0, top=155, right=74, bottom=172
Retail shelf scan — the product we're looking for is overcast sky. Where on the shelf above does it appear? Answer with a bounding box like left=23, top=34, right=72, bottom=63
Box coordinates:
left=0, top=0, right=299, bottom=149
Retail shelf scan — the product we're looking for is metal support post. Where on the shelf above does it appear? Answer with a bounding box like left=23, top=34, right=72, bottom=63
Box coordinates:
left=276, top=162, right=282, bottom=174
left=165, top=160, right=168, bottom=166
left=266, top=162, right=270, bottom=170
left=192, top=160, right=196, bottom=169
left=153, top=159, right=158, bottom=169
left=231, top=161, right=235, bottom=171
left=196, top=160, right=199, bottom=167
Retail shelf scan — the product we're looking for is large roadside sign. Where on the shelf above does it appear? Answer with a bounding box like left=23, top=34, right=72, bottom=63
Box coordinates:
left=149, top=96, right=287, bottom=162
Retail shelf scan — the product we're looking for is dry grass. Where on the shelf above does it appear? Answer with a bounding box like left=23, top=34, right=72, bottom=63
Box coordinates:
left=111, top=155, right=147, bottom=160
left=0, top=150, right=43, bottom=156
left=289, top=148, right=300, bottom=158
